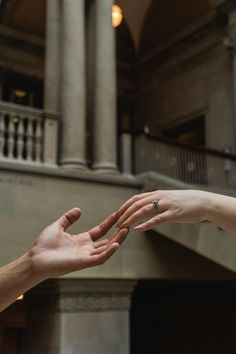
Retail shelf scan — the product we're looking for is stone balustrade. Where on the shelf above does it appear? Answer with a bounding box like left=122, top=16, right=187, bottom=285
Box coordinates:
left=0, top=100, right=58, bottom=165
left=133, top=131, right=236, bottom=188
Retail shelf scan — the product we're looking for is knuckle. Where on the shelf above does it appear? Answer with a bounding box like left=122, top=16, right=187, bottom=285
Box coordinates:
left=143, top=205, right=151, bottom=212
left=133, top=200, right=142, bottom=209
left=132, top=195, right=139, bottom=202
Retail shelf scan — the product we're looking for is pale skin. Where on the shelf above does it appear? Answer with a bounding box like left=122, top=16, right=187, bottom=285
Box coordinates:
left=0, top=208, right=128, bottom=312
left=117, top=190, right=236, bottom=236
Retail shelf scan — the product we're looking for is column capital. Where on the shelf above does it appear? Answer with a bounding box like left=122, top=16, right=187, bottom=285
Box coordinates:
left=26, top=278, right=137, bottom=313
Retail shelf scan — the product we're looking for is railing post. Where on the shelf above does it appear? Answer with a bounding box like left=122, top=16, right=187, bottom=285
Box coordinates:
left=16, top=117, right=24, bottom=160
left=35, top=120, right=43, bottom=163
left=0, top=113, right=4, bottom=158
left=120, top=131, right=133, bottom=176
left=43, top=111, right=58, bottom=166
left=26, top=119, right=34, bottom=162
left=8, top=118, right=15, bottom=159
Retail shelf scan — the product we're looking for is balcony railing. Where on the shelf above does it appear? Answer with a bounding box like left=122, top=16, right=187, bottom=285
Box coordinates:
left=132, top=130, right=236, bottom=187
left=0, top=101, right=58, bottom=166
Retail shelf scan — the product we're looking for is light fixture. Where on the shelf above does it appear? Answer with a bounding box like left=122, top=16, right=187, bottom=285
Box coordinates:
left=12, top=116, right=20, bottom=124
left=14, top=89, right=27, bottom=98
left=17, top=294, right=24, bottom=301
left=112, top=4, right=123, bottom=28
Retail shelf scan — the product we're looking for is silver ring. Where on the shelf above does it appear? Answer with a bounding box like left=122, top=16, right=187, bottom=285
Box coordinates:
left=152, top=199, right=160, bottom=213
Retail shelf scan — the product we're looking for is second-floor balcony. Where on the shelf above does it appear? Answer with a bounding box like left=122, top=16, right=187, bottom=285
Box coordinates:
left=131, top=129, right=236, bottom=189
left=1, top=100, right=236, bottom=190
left=0, top=100, right=58, bottom=167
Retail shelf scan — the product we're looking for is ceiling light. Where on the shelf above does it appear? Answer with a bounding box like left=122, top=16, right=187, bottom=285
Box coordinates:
left=112, top=4, right=123, bottom=28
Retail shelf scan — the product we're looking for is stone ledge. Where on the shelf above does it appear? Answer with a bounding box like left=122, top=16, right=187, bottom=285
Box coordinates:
left=26, top=279, right=137, bottom=313
left=0, top=160, right=143, bottom=188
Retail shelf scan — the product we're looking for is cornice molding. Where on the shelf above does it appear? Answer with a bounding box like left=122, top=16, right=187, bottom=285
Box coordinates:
left=26, top=279, right=137, bottom=313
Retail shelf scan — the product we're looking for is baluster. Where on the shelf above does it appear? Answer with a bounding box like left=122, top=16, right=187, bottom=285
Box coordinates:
left=16, top=117, right=24, bottom=160
left=8, top=117, right=15, bottom=159
left=26, top=119, right=34, bottom=162
left=159, top=142, right=163, bottom=175
left=35, top=120, right=43, bottom=163
left=183, top=147, right=186, bottom=183
left=0, top=113, right=5, bottom=159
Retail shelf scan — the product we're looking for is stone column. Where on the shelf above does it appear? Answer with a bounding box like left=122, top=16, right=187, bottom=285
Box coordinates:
left=43, top=0, right=60, bottom=166
left=60, top=0, right=87, bottom=169
left=86, top=0, right=96, bottom=166
left=0, top=69, right=3, bottom=100
left=120, top=131, right=133, bottom=176
left=93, top=0, right=118, bottom=173
left=23, top=279, right=136, bottom=354
left=225, top=9, right=236, bottom=153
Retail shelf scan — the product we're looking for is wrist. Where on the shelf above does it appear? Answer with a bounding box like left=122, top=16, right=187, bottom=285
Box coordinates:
left=201, top=192, right=219, bottom=223
left=27, top=248, right=48, bottom=284
left=199, top=191, right=215, bottom=222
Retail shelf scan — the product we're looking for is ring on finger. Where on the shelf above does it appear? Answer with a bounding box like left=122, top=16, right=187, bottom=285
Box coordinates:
left=152, top=199, right=161, bottom=214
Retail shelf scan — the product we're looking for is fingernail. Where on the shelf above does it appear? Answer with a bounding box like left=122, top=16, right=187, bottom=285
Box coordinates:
left=134, top=225, right=142, bottom=230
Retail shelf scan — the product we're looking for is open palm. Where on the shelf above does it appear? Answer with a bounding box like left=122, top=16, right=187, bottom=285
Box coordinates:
left=31, top=208, right=128, bottom=279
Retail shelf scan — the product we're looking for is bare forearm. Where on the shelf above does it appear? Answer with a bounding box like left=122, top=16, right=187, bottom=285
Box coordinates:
left=205, top=193, right=236, bottom=236
left=0, top=252, right=43, bottom=312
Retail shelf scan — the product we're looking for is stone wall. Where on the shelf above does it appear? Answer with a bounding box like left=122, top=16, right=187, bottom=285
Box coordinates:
left=0, top=164, right=235, bottom=280
left=134, top=21, right=236, bottom=152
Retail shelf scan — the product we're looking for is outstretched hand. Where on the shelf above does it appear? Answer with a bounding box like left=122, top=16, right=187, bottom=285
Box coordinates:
left=117, top=190, right=211, bottom=232
left=31, top=208, right=128, bottom=279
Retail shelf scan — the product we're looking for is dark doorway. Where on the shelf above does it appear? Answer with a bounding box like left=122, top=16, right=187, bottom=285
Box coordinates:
left=161, top=116, right=205, bottom=147
left=3, top=72, right=43, bottom=109
left=0, top=301, right=25, bottom=354
left=131, top=280, right=236, bottom=354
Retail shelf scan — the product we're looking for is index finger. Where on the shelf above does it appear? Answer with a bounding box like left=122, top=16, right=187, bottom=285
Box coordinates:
left=88, top=212, right=119, bottom=241
left=118, top=192, right=152, bottom=216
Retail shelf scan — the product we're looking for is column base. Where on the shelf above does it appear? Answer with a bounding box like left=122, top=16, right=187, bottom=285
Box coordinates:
left=60, top=158, right=87, bottom=170
left=23, top=279, right=137, bottom=354
left=92, top=161, right=119, bottom=174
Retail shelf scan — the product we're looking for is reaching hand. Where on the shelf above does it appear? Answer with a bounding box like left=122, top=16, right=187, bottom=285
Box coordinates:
left=117, top=190, right=211, bottom=232
left=31, top=208, right=128, bottom=279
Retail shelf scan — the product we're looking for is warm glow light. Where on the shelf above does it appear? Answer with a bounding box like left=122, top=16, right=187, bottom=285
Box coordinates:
left=14, top=89, right=27, bottom=98
left=17, top=294, right=24, bottom=301
left=112, top=4, right=123, bottom=28
left=12, top=116, right=20, bottom=124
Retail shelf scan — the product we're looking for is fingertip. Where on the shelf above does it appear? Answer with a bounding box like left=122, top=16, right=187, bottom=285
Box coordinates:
left=70, top=207, right=81, bottom=215
left=113, top=242, right=120, bottom=250
left=134, top=225, right=142, bottom=231
left=121, top=227, right=130, bottom=236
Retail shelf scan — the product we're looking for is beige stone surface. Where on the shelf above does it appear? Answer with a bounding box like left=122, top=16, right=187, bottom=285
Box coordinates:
left=0, top=166, right=235, bottom=280
left=142, top=171, right=236, bottom=274
left=135, top=24, right=235, bottom=153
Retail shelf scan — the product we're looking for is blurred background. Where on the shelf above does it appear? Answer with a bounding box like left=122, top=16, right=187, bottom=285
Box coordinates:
left=1, top=0, right=236, bottom=353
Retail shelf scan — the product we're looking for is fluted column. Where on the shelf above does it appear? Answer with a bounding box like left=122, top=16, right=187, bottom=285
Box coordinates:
left=93, top=0, right=118, bottom=173
left=43, top=0, right=60, bottom=166
left=60, top=0, right=86, bottom=169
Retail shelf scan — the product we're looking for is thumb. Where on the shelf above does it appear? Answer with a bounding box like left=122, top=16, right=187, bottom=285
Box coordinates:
left=56, top=208, right=81, bottom=230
